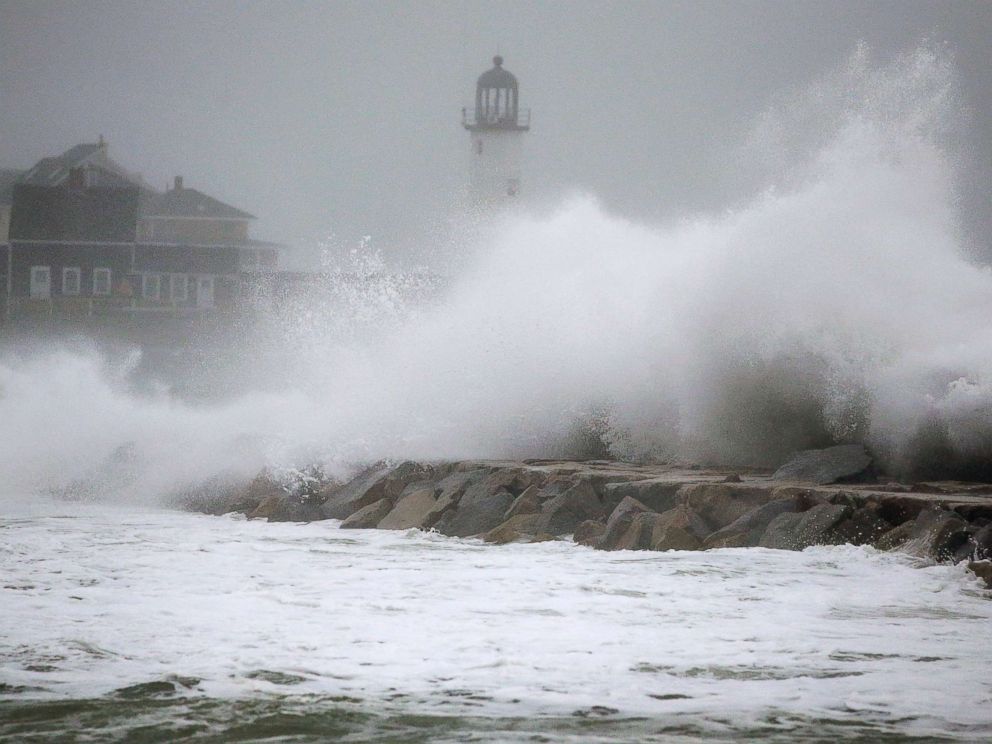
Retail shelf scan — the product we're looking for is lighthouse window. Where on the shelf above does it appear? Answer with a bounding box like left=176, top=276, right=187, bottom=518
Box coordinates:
left=476, top=140, right=483, bottom=155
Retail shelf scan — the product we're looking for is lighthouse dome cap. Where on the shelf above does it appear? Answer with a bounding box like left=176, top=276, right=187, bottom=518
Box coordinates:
left=477, top=56, right=518, bottom=89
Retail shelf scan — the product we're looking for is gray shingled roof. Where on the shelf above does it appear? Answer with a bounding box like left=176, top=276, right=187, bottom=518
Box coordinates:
left=20, top=143, right=104, bottom=186
left=140, top=186, right=254, bottom=220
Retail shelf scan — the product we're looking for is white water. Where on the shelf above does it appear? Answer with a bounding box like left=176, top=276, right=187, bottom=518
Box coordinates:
left=2, top=502, right=991, bottom=739
left=2, top=47, right=992, bottom=501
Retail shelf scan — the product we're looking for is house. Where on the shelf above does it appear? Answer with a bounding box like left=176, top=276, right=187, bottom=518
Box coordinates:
left=2, top=139, right=279, bottom=324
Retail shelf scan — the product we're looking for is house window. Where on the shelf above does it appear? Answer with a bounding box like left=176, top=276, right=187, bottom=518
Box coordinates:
left=30, top=266, right=51, bottom=299
left=142, top=274, right=162, bottom=301
left=171, top=274, right=189, bottom=303
left=93, top=267, right=112, bottom=296
left=62, top=267, right=81, bottom=296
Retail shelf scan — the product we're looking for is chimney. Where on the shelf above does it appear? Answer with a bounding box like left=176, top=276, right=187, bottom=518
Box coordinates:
left=98, top=134, right=106, bottom=150
left=174, top=176, right=183, bottom=191
left=67, top=167, right=85, bottom=190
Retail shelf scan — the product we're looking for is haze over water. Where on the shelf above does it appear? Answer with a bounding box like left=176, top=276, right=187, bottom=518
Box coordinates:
left=1, top=46, right=991, bottom=498
left=2, top=45, right=992, bottom=742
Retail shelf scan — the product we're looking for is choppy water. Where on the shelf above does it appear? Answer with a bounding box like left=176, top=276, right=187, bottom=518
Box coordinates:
left=2, top=502, right=990, bottom=742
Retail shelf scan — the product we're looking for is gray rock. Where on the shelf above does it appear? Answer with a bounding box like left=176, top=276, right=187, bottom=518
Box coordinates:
left=641, top=505, right=710, bottom=551
left=483, top=514, right=544, bottom=544
left=378, top=488, right=438, bottom=530
left=900, top=508, right=972, bottom=561
left=968, top=560, right=992, bottom=589
left=438, top=482, right=515, bottom=537
left=597, top=496, right=654, bottom=551
left=504, top=485, right=542, bottom=520
left=679, top=483, right=783, bottom=531
left=321, top=465, right=393, bottom=520
left=602, top=480, right=682, bottom=514
left=340, top=498, right=393, bottom=529
left=759, top=503, right=852, bottom=550
left=831, top=506, right=892, bottom=546
left=702, top=498, right=799, bottom=549
left=536, top=481, right=606, bottom=535
left=573, top=520, right=606, bottom=547
left=771, top=444, right=872, bottom=485
left=966, top=523, right=992, bottom=561
left=875, top=520, right=915, bottom=551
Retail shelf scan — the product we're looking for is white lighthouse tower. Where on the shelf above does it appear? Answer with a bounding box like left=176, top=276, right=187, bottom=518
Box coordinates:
left=462, top=56, right=530, bottom=205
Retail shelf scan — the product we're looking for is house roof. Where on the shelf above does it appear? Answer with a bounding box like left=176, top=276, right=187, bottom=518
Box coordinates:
left=21, top=143, right=104, bottom=186
left=14, top=141, right=255, bottom=221
left=0, top=168, right=24, bottom=204
left=140, top=186, right=255, bottom=220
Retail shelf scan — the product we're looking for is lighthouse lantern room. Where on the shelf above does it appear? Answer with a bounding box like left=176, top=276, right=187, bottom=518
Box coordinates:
left=462, top=56, right=530, bottom=204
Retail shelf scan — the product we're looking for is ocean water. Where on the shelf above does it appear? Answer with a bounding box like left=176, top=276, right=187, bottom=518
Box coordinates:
left=2, top=501, right=990, bottom=742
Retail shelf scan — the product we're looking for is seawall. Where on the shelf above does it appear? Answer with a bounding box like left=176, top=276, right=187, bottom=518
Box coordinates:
left=179, top=455, right=992, bottom=587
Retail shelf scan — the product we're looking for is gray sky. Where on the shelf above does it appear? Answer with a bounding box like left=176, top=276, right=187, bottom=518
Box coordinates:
left=1, top=1, right=990, bottom=266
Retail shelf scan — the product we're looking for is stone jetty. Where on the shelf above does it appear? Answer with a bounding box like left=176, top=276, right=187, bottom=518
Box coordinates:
left=180, top=445, right=992, bottom=587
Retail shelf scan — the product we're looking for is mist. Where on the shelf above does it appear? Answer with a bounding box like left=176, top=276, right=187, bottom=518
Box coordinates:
left=1, top=1, right=991, bottom=265
left=2, top=42, right=991, bottom=500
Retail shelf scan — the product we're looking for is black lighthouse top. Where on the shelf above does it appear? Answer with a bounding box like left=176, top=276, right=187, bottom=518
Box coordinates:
left=462, top=56, right=530, bottom=131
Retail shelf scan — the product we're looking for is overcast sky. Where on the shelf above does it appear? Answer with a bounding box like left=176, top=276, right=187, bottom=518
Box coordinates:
left=1, top=1, right=990, bottom=266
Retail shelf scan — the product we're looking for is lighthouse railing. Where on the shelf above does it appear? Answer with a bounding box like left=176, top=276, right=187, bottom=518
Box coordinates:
left=461, top=107, right=530, bottom=129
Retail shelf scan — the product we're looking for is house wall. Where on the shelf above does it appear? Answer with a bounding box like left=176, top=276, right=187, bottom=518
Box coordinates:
left=9, top=184, right=139, bottom=242
left=138, top=217, right=248, bottom=245
left=9, top=242, right=133, bottom=298
left=0, top=205, right=10, bottom=243
left=132, top=243, right=240, bottom=274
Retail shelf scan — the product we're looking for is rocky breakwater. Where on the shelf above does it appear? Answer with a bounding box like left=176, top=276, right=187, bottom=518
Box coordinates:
left=181, top=445, right=992, bottom=587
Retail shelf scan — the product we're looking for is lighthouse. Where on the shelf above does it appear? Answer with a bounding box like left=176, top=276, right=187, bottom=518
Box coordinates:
left=462, top=56, right=530, bottom=205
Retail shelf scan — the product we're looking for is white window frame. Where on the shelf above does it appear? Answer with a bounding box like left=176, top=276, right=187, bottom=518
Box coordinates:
left=92, top=267, right=112, bottom=296
left=171, top=274, right=189, bottom=303
left=142, top=273, right=162, bottom=301
left=196, top=275, right=214, bottom=309
left=62, top=267, right=81, bottom=296
left=30, top=266, right=51, bottom=299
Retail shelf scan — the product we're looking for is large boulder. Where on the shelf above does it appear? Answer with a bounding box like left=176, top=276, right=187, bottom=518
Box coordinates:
left=640, top=505, right=710, bottom=551
left=573, top=520, right=606, bottom=547
left=230, top=472, right=283, bottom=515
left=340, top=498, right=393, bottom=529
left=596, top=496, right=653, bottom=551
left=320, top=465, right=393, bottom=520
left=759, top=503, right=852, bottom=550
left=536, top=481, right=606, bottom=535
left=968, top=560, right=992, bottom=589
left=771, top=444, right=872, bottom=485
left=602, top=480, right=683, bottom=515
left=968, top=524, right=992, bottom=561
left=875, top=520, right=916, bottom=551
left=437, top=481, right=515, bottom=537
left=378, top=488, right=438, bottom=530
left=504, top=485, right=542, bottom=520
left=679, top=483, right=783, bottom=531
left=702, top=498, right=800, bottom=549
left=830, top=506, right=892, bottom=546
left=899, top=508, right=972, bottom=561
left=380, top=461, right=437, bottom=501
left=483, top=514, right=545, bottom=545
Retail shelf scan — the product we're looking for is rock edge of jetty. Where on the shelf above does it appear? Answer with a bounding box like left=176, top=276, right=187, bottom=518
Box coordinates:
left=179, top=445, right=992, bottom=588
